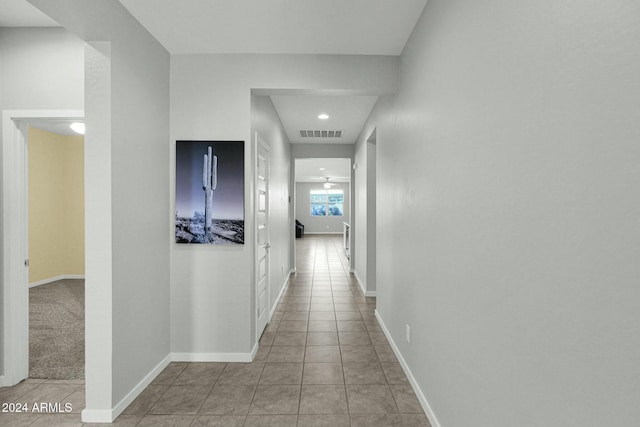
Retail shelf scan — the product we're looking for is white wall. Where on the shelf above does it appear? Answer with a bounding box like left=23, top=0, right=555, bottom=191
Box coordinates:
left=251, top=95, right=292, bottom=327
left=27, top=0, right=171, bottom=420
left=370, top=1, right=640, bottom=426
left=353, top=125, right=380, bottom=295
left=295, top=182, right=350, bottom=234
left=0, top=26, right=84, bottom=380
left=109, top=29, right=170, bottom=414
left=290, top=143, right=356, bottom=160
left=171, top=55, right=395, bottom=357
left=354, top=134, right=368, bottom=289
left=365, top=139, right=376, bottom=293
left=0, top=28, right=84, bottom=111
left=83, top=42, right=113, bottom=418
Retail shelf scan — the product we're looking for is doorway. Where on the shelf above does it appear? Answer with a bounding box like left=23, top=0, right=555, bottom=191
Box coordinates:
left=27, top=123, right=85, bottom=380
left=255, top=134, right=271, bottom=339
left=365, top=129, right=377, bottom=295
left=1, top=110, right=84, bottom=386
left=293, top=157, right=352, bottom=271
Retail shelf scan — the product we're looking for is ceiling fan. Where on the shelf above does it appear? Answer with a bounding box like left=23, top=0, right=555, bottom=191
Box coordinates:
left=323, top=177, right=336, bottom=189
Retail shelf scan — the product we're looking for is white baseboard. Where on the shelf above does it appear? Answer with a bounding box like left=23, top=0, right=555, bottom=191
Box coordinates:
left=375, top=310, right=442, bottom=427
left=353, top=270, right=377, bottom=297
left=304, top=232, right=342, bottom=235
left=250, top=342, right=259, bottom=361
left=29, top=274, right=85, bottom=288
left=270, top=269, right=292, bottom=320
left=82, top=353, right=171, bottom=423
left=171, top=352, right=254, bottom=363
left=81, top=409, right=113, bottom=423
left=354, top=270, right=365, bottom=294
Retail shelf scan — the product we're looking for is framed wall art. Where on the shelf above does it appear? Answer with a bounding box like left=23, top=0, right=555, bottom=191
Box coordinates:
left=175, top=140, right=244, bottom=244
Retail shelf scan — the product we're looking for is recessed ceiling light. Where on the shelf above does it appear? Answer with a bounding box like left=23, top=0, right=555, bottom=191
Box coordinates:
left=319, top=167, right=325, bottom=171
left=70, top=123, right=85, bottom=135
left=318, top=113, right=329, bottom=120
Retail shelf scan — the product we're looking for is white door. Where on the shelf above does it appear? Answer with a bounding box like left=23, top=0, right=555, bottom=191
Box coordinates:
left=256, top=137, right=270, bottom=339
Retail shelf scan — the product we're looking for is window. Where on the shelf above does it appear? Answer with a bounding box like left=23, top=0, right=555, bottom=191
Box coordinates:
left=310, top=189, right=343, bottom=216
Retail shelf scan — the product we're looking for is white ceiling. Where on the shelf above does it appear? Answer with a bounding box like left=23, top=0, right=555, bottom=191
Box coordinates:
left=0, top=0, right=59, bottom=26
left=295, top=158, right=351, bottom=183
left=4, top=0, right=426, bottom=146
left=28, top=119, right=84, bottom=136
left=270, top=95, right=378, bottom=144
left=117, top=0, right=428, bottom=55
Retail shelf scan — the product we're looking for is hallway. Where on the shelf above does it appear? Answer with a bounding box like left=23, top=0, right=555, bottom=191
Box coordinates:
left=2, top=2, right=638, bottom=425
left=115, top=235, right=429, bottom=426
left=0, top=237, right=428, bottom=426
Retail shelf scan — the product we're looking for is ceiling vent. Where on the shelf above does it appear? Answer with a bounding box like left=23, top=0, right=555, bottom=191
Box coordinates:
left=299, top=130, right=343, bottom=138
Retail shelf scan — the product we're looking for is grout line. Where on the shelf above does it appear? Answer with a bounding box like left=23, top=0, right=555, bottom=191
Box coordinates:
left=245, top=377, right=259, bottom=418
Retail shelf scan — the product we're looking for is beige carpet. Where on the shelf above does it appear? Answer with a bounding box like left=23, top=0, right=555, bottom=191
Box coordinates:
left=29, top=279, right=84, bottom=380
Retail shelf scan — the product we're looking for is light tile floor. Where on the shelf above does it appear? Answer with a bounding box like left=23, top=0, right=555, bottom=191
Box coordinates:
left=0, top=235, right=430, bottom=426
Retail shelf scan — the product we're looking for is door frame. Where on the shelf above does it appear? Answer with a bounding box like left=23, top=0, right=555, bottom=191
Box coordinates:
left=1, top=109, right=84, bottom=386
left=254, top=132, right=271, bottom=343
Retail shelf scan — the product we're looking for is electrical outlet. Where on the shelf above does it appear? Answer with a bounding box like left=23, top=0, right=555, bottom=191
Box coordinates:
left=405, top=324, right=411, bottom=344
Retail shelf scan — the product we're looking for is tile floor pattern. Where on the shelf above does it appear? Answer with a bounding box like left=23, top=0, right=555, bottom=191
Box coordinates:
left=0, top=235, right=430, bottom=426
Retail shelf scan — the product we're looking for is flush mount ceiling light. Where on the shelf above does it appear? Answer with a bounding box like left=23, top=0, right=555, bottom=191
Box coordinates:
left=70, top=122, right=85, bottom=135
left=317, top=113, right=329, bottom=120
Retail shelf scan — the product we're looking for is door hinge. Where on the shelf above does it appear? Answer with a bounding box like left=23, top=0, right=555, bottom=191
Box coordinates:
left=24, top=259, right=29, bottom=267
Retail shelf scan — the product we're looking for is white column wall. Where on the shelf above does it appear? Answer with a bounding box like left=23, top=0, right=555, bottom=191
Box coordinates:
left=109, top=33, right=170, bottom=410
left=27, top=0, right=171, bottom=419
left=353, top=130, right=369, bottom=292
left=83, top=42, right=113, bottom=416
